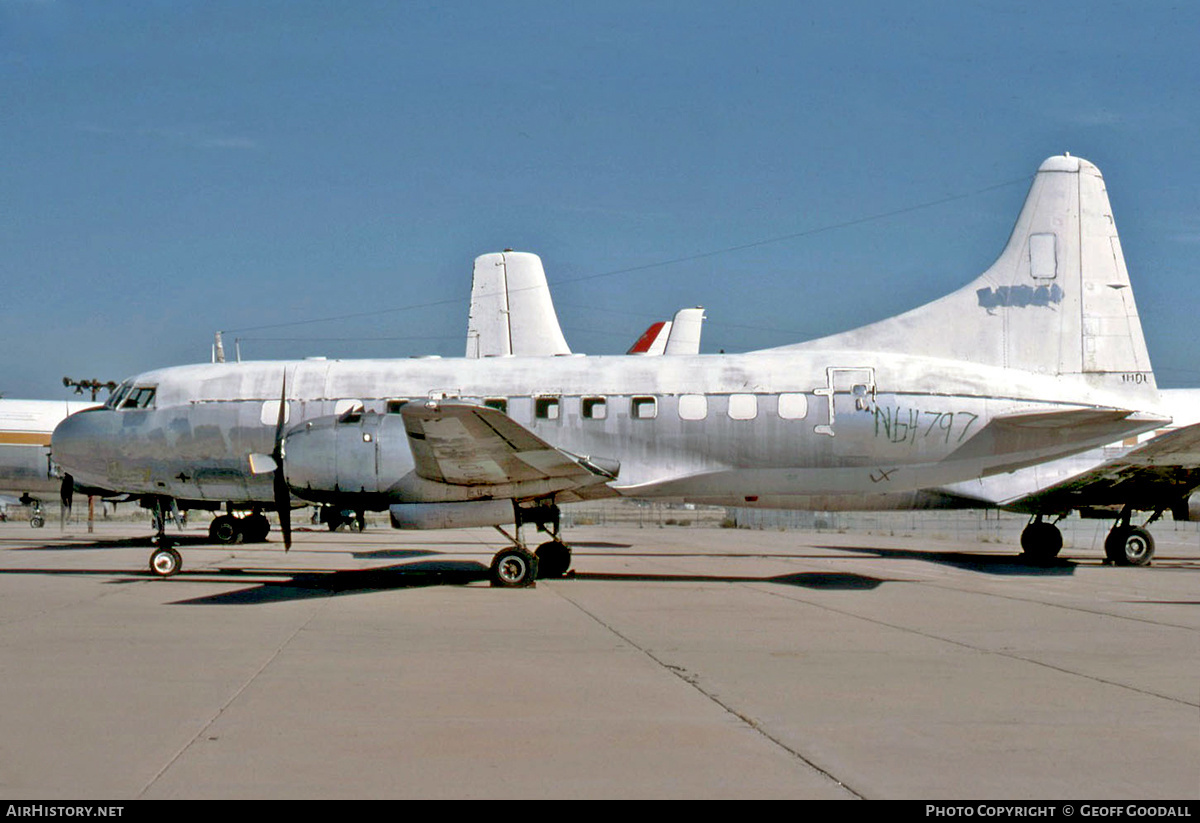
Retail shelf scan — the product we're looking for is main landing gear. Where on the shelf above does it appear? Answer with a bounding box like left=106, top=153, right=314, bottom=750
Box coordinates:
left=1102, top=507, right=1156, bottom=567
left=489, top=500, right=573, bottom=588
left=208, top=510, right=271, bottom=545
left=1020, top=515, right=1064, bottom=562
left=1020, top=507, right=1156, bottom=567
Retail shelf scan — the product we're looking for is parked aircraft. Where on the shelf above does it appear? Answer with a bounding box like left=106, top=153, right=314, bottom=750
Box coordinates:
left=470, top=251, right=1197, bottom=566
left=0, top=399, right=98, bottom=526
left=52, top=155, right=1179, bottom=583
left=627, top=308, right=706, bottom=355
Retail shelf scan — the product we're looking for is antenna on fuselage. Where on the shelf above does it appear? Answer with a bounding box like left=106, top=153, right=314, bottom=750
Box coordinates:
left=213, top=332, right=226, bottom=364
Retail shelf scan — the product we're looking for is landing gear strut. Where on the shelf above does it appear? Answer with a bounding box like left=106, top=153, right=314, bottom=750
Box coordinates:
left=148, top=496, right=183, bottom=577
left=1020, top=515, right=1063, bottom=562
left=1104, top=507, right=1156, bottom=566
left=489, top=500, right=573, bottom=587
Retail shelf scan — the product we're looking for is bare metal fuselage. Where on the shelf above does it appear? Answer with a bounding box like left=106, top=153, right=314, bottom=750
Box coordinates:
left=51, top=349, right=1165, bottom=513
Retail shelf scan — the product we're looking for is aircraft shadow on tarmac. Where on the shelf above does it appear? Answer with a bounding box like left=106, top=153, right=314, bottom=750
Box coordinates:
left=0, top=556, right=894, bottom=604
left=817, top=544, right=1080, bottom=576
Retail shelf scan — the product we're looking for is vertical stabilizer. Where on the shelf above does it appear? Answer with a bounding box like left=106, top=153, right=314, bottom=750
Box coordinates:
left=465, top=252, right=571, bottom=358
left=663, top=307, right=706, bottom=355
left=774, top=156, right=1155, bottom=394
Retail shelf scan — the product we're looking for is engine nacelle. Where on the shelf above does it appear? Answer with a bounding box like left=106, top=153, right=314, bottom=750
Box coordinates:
left=1171, top=494, right=1200, bottom=522
left=389, top=500, right=514, bottom=530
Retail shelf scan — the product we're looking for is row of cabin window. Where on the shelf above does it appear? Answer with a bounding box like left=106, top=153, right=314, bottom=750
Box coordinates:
left=382, top=394, right=809, bottom=422
left=533, top=393, right=810, bottom=421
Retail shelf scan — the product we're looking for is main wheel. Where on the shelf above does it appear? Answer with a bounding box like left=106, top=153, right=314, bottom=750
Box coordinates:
left=1020, top=521, right=1062, bottom=561
left=535, top=541, right=572, bottom=578
left=242, top=514, right=270, bottom=543
left=209, top=515, right=242, bottom=545
left=150, top=547, right=182, bottom=577
left=490, top=547, right=539, bottom=588
left=30, top=514, right=45, bottom=529
left=1105, top=526, right=1154, bottom=566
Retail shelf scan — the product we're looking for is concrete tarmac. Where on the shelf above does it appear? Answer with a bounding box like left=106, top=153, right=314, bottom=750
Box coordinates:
left=0, top=520, right=1196, bottom=799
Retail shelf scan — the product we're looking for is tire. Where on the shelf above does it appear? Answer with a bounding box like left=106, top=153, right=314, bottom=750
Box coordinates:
left=30, top=514, right=45, bottom=529
left=490, top=547, right=539, bottom=588
left=209, top=515, right=242, bottom=545
left=150, top=547, right=182, bottom=577
left=1106, top=526, right=1154, bottom=566
left=535, top=541, right=572, bottom=578
left=242, top=514, right=270, bottom=543
left=1020, top=521, right=1062, bottom=561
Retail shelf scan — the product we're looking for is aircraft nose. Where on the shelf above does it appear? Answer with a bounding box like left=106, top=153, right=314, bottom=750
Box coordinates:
left=51, top=409, right=114, bottom=486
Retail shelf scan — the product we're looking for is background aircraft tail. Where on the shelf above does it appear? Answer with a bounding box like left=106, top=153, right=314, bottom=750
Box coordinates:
left=774, top=155, right=1156, bottom=395
left=465, top=251, right=572, bottom=358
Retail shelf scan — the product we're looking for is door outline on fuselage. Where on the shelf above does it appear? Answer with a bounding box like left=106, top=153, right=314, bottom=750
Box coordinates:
left=813, top=366, right=877, bottom=437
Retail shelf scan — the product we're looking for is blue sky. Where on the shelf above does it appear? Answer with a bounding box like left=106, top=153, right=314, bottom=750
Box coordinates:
left=2, top=1, right=1198, bottom=398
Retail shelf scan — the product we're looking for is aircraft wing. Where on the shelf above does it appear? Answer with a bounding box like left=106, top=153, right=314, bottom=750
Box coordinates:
left=400, top=402, right=619, bottom=491
left=1001, top=421, right=1200, bottom=515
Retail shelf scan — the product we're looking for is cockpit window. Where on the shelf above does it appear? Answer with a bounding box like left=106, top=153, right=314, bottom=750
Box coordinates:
left=120, top=386, right=157, bottom=410
left=105, top=381, right=133, bottom=410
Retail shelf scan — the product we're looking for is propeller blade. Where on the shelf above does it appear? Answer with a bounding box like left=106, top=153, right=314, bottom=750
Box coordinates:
left=274, top=469, right=292, bottom=551
left=272, top=371, right=292, bottom=551
left=59, top=474, right=73, bottom=529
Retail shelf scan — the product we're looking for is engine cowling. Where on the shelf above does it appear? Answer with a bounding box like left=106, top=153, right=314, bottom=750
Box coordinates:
left=389, top=500, right=514, bottom=530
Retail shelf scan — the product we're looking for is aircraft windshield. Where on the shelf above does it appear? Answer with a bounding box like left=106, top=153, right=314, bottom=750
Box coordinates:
left=119, top=386, right=157, bottom=410
left=105, top=382, right=133, bottom=410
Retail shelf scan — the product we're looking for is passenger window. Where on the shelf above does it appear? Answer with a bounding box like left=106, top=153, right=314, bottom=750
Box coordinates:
left=582, top=397, right=607, bottom=420
left=728, top=394, right=757, bottom=420
left=535, top=397, right=560, bottom=420
left=778, top=393, right=808, bottom=420
left=484, top=398, right=508, bottom=414
left=631, top=396, right=657, bottom=420
left=260, top=399, right=291, bottom=426
left=678, top=394, right=707, bottom=421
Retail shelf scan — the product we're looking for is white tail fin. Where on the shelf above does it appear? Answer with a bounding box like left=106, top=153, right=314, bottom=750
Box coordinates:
left=774, top=155, right=1155, bottom=393
left=627, top=307, right=706, bottom=355
left=465, top=252, right=571, bottom=358
left=663, top=307, right=705, bottom=355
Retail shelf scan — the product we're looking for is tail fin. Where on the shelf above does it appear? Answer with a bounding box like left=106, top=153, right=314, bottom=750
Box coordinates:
left=663, top=307, right=706, bottom=354
left=465, top=252, right=571, bottom=358
left=627, top=321, right=670, bottom=355
left=628, top=307, right=707, bottom=355
left=775, top=155, right=1155, bottom=393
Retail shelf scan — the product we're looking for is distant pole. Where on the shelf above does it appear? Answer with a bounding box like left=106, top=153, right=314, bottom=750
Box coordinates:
left=87, top=495, right=94, bottom=534
left=62, top=377, right=118, bottom=402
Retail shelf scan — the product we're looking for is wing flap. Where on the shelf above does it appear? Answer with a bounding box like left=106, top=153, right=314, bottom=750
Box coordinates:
left=401, top=402, right=618, bottom=489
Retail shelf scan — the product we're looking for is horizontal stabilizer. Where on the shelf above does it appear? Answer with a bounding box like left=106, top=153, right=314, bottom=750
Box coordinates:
left=1001, top=421, right=1200, bottom=515
left=948, top=408, right=1169, bottom=473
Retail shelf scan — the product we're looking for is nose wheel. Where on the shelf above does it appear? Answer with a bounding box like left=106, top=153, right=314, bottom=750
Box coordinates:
left=150, top=544, right=182, bottom=577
